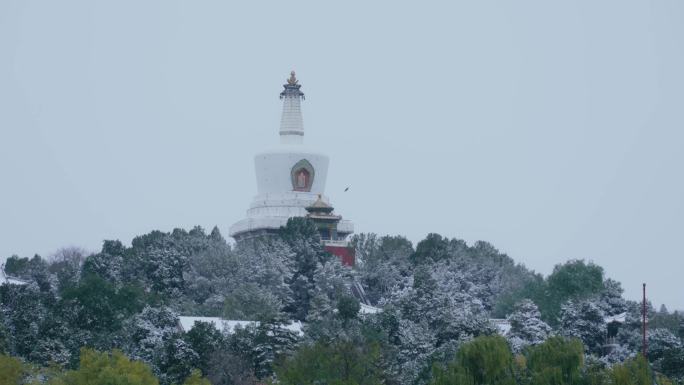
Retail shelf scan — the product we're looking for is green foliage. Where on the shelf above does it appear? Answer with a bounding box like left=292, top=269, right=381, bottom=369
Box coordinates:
left=431, top=335, right=515, bottom=385
left=251, top=318, right=299, bottom=378
left=0, top=283, right=65, bottom=364
left=158, top=336, right=201, bottom=385
left=495, top=260, right=606, bottom=324
left=337, top=295, right=361, bottom=321
left=4, top=255, right=52, bottom=292
left=82, top=240, right=128, bottom=285
left=4, top=227, right=682, bottom=385
left=275, top=341, right=384, bottom=385
left=183, top=322, right=224, bottom=376
left=544, top=260, right=604, bottom=322
left=455, top=335, right=515, bottom=385
left=650, top=307, right=684, bottom=337
left=223, top=282, right=281, bottom=320
left=0, top=354, right=25, bottom=385
left=4, top=255, right=29, bottom=276
left=655, top=374, right=674, bottom=385
left=48, top=247, right=89, bottom=292
left=491, top=276, right=545, bottom=319
left=351, top=234, right=413, bottom=304
left=608, top=355, right=651, bottom=385
left=278, top=216, right=322, bottom=246
left=0, top=312, right=9, bottom=355
left=204, top=349, right=258, bottom=385
left=547, top=260, right=604, bottom=300
left=660, top=347, right=684, bottom=380
left=182, top=370, right=211, bottom=385
left=525, top=337, right=584, bottom=385
left=279, top=217, right=331, bottom=321
left=412, top=234, right=450, bottom=265
left=52, top=348, right=159, bottom=385
left=559, top=300, right=607, bottom=354
left=60, top=274, right=147, bottom=333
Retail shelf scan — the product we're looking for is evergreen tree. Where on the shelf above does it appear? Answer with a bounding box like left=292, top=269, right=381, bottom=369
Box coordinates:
left=250, top=316, right=299, bottom=378
left=60, top=274, right=147, bottom=334
left=4, top=255, right=29, bottom=276
left=0, top=283, right=55, bottom=363
left=278, top=217, right=331, bottom=321
left=411, top=233, right=450, bottom=265
left=544, top=260, right=605, bottom=324
left=0, top=312, right=9, bottom=355
left=222, top=282, right=283, bottom=320
left=157, top=336, right=200, bottom=385
left=82, top=240, right=128, bottom=286
left=383, top=262, right=496, bottom=385
left=647, top=328, right=681, bottom=361
left=660, top=347, right=684, bottom=381
left=4, top=255, right=52, bottom=291
left=183, top=321, right=225, bottom=377
left=205, top=349, right=258, bottom=385
left=122, top=306, right=195, bottom=384
left=559, top=300, right=606, bottom=354
left=353, top=234, right=413, bottom=305
left=131, top=230, right=191, bottom=296
left=506, top=299, right=552, bottom=353
left=338, top=295, right=361, bottom=322
left=48, top=247, right=89, bottom=292
left=597, top=279, right=628, bottom=316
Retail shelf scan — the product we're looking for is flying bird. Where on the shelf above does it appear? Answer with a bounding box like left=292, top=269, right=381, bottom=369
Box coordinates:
left=344, top=186, right=350, bottom=192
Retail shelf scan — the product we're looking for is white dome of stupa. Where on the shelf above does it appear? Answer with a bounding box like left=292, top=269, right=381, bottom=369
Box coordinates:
left=230, top=72, right=353, bottom=240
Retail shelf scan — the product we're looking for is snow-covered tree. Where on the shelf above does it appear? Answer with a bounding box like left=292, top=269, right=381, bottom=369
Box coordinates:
left=227, top=318, right=299, bottom=380
left=227, top=236, right=294, bottom=319
left=559, top=299, right=606, bottom=354
left=157, top=336, right=200, bottom=385
left=660, top=346, right=684, bottom=382
left=304, top=268, right=351, bottom=343
left=82, top=240, right=127, bottom=286
left=506, top=299, right=552, bottom=353
left=278, top=217, right=331, bottom=321
left=599, top=344, right=636, bottom=367
left=130, top=230, right=192, bottom=296
left=223, top=283, right=283, bottom=320
left=205, top=349, right=258, bottom=385
left=183, top=321, right=225, bottom=376
left=0, top=282, right=60, bottom=364
left=0, top=312, right=9, bottom=355
left=647, top=328, right=682, bottom=363
left=597, top=279, right=628, bottom=316
left=352, top=234, right=413, bottom=305
left=381, top=264, right=495, bottom=384
left=49, top=251, right=85, bottom=292
left=4, top=255, right=55, bottom=292
left=122, top=305, right=198, bottom=384
left=394, top=319, right=437, bottom=385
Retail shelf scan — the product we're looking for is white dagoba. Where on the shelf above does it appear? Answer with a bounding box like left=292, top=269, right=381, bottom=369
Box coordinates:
left=229, top=72, right=354, bottom=241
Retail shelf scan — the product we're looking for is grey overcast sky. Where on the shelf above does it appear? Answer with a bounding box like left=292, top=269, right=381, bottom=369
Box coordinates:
left=1, top=1, right=683, bottom=309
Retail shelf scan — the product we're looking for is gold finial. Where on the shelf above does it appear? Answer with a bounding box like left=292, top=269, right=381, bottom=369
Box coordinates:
left=287, top=70, right=298, bottom=85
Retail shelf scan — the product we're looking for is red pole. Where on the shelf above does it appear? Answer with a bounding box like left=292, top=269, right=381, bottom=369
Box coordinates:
left=642, top=283, right=647, bottom=358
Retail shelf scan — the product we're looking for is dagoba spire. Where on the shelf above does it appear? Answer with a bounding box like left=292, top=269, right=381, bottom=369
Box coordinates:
left=279, top=70, right=305, bottom=145
left=230, top=71, right=355, bottom=265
